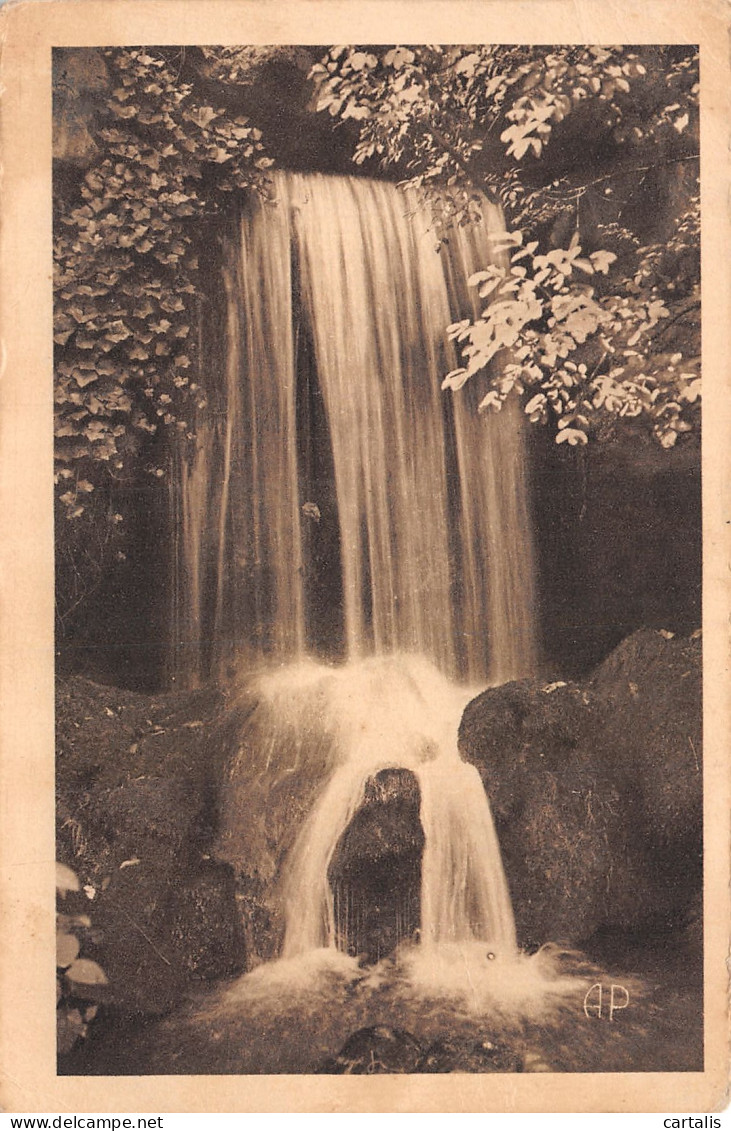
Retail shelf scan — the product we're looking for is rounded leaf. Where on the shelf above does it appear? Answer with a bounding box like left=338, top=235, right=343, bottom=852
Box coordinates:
left=66, top=958, right=108, bottom=986
left=57, top=932, right=81, bottom=968
left=56, top=862, right=80, bottom=895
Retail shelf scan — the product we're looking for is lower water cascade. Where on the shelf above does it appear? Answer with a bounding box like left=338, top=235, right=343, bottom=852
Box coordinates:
left=276, top=655, right=516, bottom=960
left=173, top=172, right=594, bottom=1035
left=211, top=654, right=598, bottom=1040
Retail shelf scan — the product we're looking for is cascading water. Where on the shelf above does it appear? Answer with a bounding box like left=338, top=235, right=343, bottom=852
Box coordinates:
left=270, top=655, right=517, bottom=959
left=176, top=172, right=539, bottom=979
left=172, top=172, right=536, bottom=686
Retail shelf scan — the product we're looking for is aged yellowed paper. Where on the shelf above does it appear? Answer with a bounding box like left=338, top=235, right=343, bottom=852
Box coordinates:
left=0, top=0, right=729, bottom=1113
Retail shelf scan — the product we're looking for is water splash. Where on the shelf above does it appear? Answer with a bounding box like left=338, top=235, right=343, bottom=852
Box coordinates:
left=215, top=653, right=516, bottom=960
left=190, top=940, right=618, bottom=1060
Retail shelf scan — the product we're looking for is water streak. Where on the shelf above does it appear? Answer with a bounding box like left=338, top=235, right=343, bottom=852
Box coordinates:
left=171, top=172, right=536, bottom=685
left=178, top=173, right=539, bottom=971
left=233, top=654, right=519, bottom=959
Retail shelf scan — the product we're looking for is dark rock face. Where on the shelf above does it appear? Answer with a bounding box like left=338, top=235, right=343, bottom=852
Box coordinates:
left=418, top=1036, right=523, bottom=1074
left=317, top=1026, right=424, bottom=1074
left=459, top=629, right=702, bottom=948
left=56, top=677, right=246, bottom=1017
left=531, top=375, right=701, bottom=679
left=166, top=859, right=247, bottom=981
left=328, top=768, right=424, bottom=963
left=317, top=1027, right=523, bottom=1074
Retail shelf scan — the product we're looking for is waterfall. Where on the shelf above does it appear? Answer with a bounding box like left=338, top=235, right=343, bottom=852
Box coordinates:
left=172, top=171, right=536, bottom=686
left=179, top=172, right=539, bottom=964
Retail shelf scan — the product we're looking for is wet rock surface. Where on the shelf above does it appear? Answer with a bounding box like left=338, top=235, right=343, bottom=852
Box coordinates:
left=316, top=1026, right=523, bottom=1074
left=317, top=1026, right=424, bottom=1074
left=56, top=677, right=245, bottom=1019
left=459, top=628, right=702, bottom=947
left=328, top=768, right=424, bottom=963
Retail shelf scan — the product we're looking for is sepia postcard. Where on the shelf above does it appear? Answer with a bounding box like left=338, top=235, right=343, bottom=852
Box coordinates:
left=0, top=0, right=729, bottom=1114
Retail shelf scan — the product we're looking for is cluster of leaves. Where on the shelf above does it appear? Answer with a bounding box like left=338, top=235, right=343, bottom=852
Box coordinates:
left=54, top=47, right=273, bottom=520
left=313, top=44, right=527, bottom=222
left=56, top=863, right=108, bottom=1054
left=444, top=225, right=699, bottom=448
left=311, top=45, right=700, bottom=446
left=313, top=45, right=696, bottom=221
left=196, top=45, right=315, bottom=86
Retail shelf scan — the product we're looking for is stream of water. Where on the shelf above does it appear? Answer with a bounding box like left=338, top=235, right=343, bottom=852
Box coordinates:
left=171, top=174, right=566, bottom=1045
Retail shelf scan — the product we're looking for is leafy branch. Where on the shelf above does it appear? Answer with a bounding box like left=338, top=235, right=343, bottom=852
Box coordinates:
left=311, top=44, right=700, bottom=447
left=444, top=227, right=699, bottom=449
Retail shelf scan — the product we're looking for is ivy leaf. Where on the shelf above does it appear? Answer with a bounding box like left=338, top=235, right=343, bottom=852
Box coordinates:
left=104, top=320, right=132, bottom=343
left=56, top=862, right=80, bottom=895
left=383, top=47, right=415, bottom=70
left=57, top=932, right=81, bottom=968
left=454, top=52, right=480, bottom=76
left=556, top=427, right=588, bottom=445
left=73, top=370, right=99, bottom=388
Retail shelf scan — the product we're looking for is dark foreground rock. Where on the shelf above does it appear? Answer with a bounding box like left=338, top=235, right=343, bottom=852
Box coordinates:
left=459, top=628, right=702, bottom=947
left=316, top=1025, right=524, bottom=1074
left=56, top=677, right=246, bottom=1020
left=317, top=1026, right=424, bottom=1074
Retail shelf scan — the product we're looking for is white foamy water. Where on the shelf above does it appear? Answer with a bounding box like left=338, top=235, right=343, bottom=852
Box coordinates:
left=175, top=174, right=548, bottom=1017
left=218, top=653, right=515, bottom=959
left=196, top=938, right=600, bottom=1043
left=212, top=653, right=600, bottom=1032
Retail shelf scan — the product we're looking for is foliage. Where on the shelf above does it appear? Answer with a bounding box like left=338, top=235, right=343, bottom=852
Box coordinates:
left=54, top=47, right=273, bottom=521
left=312, top=45, right=698, bottom=225
left=53, top=43, right=701, bottom=512
left=443, top=222, right=700, bottom=448
left=196, top=45, right=316, bottom=86
left=56, top=862, right=108, bottom=1055
left=311, top=45, right=700, bottom=445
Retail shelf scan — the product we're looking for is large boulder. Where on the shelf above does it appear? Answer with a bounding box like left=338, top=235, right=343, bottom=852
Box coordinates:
left=56, top=677, right=246, bottom=1017
left=459, top=629, right=702, bottom=947
left=210, top=682, right=338, bottom=962
left=327, top=768, right=424, bottom=962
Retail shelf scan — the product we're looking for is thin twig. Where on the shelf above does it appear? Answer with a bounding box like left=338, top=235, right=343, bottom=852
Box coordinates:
left=115, top=904, right=173, bottom=967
